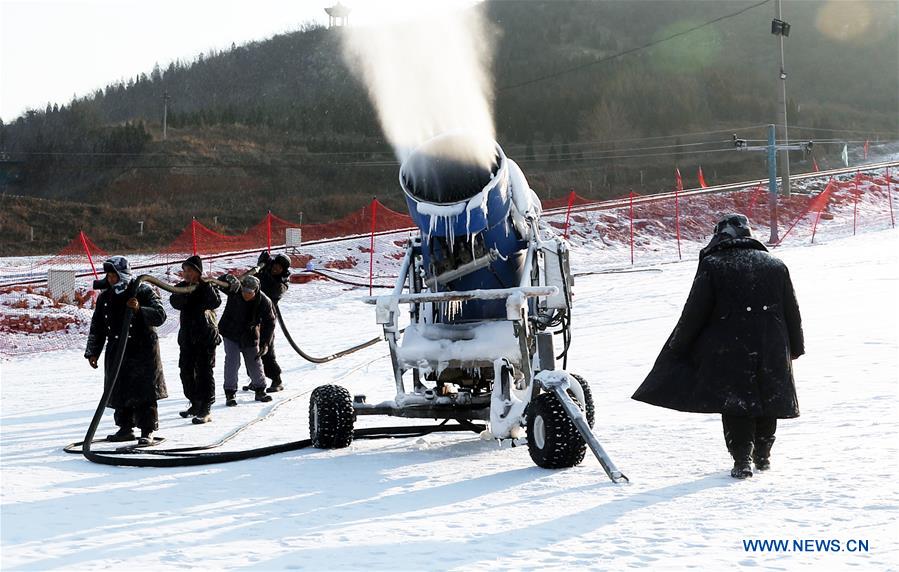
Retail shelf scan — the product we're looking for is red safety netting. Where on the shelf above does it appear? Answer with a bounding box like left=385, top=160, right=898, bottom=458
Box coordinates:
left=301, top=200, right=415, bottom=242
left=551, top=167, right=896, bottom=267
left=3, top=167, right=896, bottom=357
left=35, top=231, right=108, bottom=275
left=153, top=200, right=415, bottom=260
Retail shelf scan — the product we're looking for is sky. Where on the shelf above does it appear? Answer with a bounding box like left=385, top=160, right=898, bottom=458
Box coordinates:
left=0, top=0, right=478, bottom=122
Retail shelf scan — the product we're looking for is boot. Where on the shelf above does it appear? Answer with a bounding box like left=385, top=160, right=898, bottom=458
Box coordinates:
left=225, top=390, right=238, bottom=407
left=137, top=429, right=155, bottom=446
left=266, top=377, right=284, bottom=393
left=192, top=404, right=212, bottom=424
left=730, top=444, right=754, bottom=479
left=241, top=384, right=253, bottom=392
left=731, top=460, right=753, bottom=479
left=179, top=401, right=200, bottom=418
left=753, top=436, right=775, bottom=471
left=106, top=427, right=136, bottom=442
left=255, top=388, right=273, bottom=402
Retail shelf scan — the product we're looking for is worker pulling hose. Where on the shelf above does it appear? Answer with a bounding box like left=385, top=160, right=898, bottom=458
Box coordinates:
left=70, top=259, right=476, bottom=468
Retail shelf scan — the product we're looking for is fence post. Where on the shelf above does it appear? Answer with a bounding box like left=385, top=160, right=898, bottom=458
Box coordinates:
left=809, top=179, right=835, bottom=244
left=369, top=198, right=378, bottom=296
left=563, top=190, right=575, bottom=239
left=674, top=185, right=682, bottom=260
left=629, top=192, right=635, bottom=266
left=191, top=218, right=198, bottom=256
left=852, top=170, right=860, bottom=236
left=267, top=211, right=272, bottom=251
left=887, top=166, right=895, bottom=228
left=79, top=231, right=98, bottom=279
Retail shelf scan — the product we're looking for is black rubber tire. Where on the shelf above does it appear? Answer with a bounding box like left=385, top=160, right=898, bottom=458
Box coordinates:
left=570, top=373, right=595, bottom=429
left=526, top=392, right=587, bottom=469
left=309, top=385, right=355, bottom=449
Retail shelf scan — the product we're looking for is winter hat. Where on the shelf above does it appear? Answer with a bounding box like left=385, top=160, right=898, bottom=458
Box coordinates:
left=102, top=256, right=133, bottom=294
left=272, top=253, right=291, bottom=270
left=240, top=275, right=260, bottom=292
left=182, top=255, right=203, bottom=275
left=714, top=213, right=751, bottom=239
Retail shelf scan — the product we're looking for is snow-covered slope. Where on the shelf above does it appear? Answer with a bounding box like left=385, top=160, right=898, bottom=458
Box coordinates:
left=1, top=228, right=897, bottom=570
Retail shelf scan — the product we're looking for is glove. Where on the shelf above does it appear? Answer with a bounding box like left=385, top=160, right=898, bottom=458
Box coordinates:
left=257, top=251, right=272, bottom=266
left=222, top=274, right=240, bottom=293
left=87, top=355, right=99, bottom=369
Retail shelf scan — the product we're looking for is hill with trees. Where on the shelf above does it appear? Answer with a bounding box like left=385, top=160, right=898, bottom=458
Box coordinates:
left=1, top=0, right=896, bottom=254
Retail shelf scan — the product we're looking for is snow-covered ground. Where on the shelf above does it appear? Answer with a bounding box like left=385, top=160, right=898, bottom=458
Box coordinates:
left=1, top=227, right=897, bottom=570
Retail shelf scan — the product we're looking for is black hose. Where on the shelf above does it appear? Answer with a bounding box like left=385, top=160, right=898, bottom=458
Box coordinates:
left=73, top=272, right=472, bottom=468
left=308, top=269, right=394, bottom=289
left=80, top=300, right=136, bottom=464
left=274, top=304, right=383, bottom=364
left=70, top=422, right=485, bottom=468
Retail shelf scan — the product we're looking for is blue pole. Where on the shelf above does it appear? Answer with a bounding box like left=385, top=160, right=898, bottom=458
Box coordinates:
left=768, top=124, right=779, bottom=244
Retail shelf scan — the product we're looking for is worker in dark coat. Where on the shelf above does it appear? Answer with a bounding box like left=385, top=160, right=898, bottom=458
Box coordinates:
left=256, top=251, right=291, bottom=392
left=217, top=273, right=275, bottom=405
left=85, top=256, right=168, bottom=445
left=169, top=255, right=221, bottom=424
left=632, top=214, right=804, bottom=479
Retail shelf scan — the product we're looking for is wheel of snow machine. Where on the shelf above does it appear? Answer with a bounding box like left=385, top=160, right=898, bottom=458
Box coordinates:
left=309, top=384, right=355, bottom=449
left=569, top=373, right=595, bottom=428
left=526, top=392, right=587, bottom=469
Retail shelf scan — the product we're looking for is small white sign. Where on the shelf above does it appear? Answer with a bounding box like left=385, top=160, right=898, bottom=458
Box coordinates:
left=47, top=269, right=77, bottom=303
left=286, top=228, right=302, bottom=247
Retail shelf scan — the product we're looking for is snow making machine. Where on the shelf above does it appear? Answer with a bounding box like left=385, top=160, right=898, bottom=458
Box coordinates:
left=308, top=133, right=626, bottom=482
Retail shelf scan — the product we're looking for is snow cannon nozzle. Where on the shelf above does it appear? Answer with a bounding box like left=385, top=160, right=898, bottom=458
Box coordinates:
left=400, top=132, right=499, bottom=205
left=398, top=132, right=541, bottom=322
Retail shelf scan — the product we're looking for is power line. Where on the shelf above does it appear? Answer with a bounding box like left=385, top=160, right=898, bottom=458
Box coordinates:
left=497, top=0, right=772, bottom=93
left=531, top=140, right=731, bottom=161
left=784, top=124, right=899, bottom=137
left=504, top=124, right=772, bottom=152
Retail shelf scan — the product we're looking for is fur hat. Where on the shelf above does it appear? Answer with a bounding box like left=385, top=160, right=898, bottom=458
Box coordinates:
left=182, top=255, right=203, bottom=275
left=714, top=213, right=751, bottom=239
left=101, top=256, right=133, bottom=294
left=272, top=253, right=291, bottom=270
left=240, top=275, right=260, bottom=292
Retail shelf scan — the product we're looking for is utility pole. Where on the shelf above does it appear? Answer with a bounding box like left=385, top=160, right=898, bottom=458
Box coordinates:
left=733, top=126, right=812, bottom=245
left=773, top=0, right=792, bottom=196
left=766, top=125, right=779, bottom=244
left=162, top=91, right=171, bottom=141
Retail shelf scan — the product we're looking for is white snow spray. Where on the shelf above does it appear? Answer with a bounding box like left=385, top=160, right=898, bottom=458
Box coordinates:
left=340, top=2, right=496, bottom=171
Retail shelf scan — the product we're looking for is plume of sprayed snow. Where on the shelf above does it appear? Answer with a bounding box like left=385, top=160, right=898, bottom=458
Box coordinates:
left=340, top=3, right=496, bottom=170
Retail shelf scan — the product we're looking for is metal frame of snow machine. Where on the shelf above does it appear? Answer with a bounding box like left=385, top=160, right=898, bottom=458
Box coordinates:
left=308, top=213, right=627, bottom=482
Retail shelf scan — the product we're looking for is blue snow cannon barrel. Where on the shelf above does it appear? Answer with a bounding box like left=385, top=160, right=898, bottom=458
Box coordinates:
left=399, top=133, right=528, bottom=322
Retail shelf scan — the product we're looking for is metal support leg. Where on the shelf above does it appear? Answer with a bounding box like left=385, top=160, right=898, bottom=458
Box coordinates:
left=538, top=373, right=628, bottom=483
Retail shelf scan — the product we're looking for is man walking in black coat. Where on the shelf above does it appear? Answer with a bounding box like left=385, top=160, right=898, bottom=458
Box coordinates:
left=170, top=255, right=221, bottom=424
left=632, top=214, right=804, bottom=479
left=85, top=256, right=168, bottom=446
left=256, top=251, right=291, bottom=392
left=217, top=274, right=275, bottom=405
